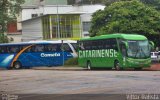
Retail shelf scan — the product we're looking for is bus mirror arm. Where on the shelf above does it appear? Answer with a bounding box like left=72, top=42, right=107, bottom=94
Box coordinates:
left=149, top=41, right=154, bottom=51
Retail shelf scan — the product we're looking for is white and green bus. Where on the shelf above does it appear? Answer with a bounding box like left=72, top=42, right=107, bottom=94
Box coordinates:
left=78, top=34, right=151, bottom=70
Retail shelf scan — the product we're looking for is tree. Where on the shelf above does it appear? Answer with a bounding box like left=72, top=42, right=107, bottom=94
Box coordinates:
left=90, top=0, right=160, bottom=38
left=101, top=0, right=160, bottom=11
left=0, top=34, right=9, bottom=43
left=140, top=0, right=160, bottom=11
left=0, top=0, right=25, bottom=43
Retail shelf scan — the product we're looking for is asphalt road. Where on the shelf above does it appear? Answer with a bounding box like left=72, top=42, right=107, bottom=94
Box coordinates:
left=0, top=69, right=160, bottom=100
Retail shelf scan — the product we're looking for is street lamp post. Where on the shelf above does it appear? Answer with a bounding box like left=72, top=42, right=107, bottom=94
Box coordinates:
left=56, top=0, right=60, bottom=39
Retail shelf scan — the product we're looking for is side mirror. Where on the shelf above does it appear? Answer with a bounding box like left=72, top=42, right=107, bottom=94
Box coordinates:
left=122, top=41, right=128, bottom=49
left=149, top=41, right=154, bottom=51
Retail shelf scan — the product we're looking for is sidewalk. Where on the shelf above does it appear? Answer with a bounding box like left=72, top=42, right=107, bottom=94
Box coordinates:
left=149, top=63, right=160, bottom=70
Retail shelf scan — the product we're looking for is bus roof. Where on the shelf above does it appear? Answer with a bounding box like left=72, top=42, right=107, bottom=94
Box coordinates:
left=0, top=40, right=77, bottom=46
left=80, top=33, right=147, bottom=41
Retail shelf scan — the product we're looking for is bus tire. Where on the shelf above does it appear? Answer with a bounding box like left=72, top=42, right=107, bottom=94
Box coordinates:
left=13, top=62, right=22, bottom=69
left=114, top=61, right=121, bottom=71
left=87, top=61, right=91, bottom=70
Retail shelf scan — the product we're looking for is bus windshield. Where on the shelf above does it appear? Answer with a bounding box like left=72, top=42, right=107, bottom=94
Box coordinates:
left=127, top=40, right=150, bottom=59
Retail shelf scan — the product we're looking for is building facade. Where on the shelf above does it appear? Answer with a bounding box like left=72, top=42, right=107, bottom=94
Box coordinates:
left=6, top=13, right=22, bottom=43
left=21, top=0, right=105, bottom=41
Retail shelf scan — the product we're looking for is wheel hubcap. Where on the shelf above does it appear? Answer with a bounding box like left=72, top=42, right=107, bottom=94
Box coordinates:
left=15, top=64, right=20, bottom=69
left=115, top=63, right=120, bottom=70
left=87, top=63, right=91, bottom=70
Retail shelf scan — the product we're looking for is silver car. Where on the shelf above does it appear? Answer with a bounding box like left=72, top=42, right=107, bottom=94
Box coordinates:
left=151, top=51, right=160, bottom=62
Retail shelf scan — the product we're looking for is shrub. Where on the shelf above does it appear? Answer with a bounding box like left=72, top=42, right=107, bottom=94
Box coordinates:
left=64, top=57, right=78, bottom=66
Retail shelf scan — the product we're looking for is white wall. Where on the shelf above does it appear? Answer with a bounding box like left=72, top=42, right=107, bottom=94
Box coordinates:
left=22, top=17, right=43, bottom=41
left=22, top=8, right=39, bottom=21
left=17, top=14, right=22, bottom=31
left=7, top=34, right=22, bottom=43
left=22, top=5, right=105, bottom=21
left=21, top=4, right=105, bottom=38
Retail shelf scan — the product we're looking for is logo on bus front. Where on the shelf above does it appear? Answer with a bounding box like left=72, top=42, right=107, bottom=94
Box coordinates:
left=79, top=49, right=117, bottom=58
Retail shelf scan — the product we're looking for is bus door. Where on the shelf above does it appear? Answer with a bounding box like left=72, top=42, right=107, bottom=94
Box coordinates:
left=119, top=42, right=127, bottom=67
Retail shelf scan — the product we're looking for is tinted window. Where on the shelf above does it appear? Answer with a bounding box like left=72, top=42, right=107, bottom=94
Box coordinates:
left=85, top=41, right=92, bottom=50
left=63, top=43, right=72, bottom=52
left=91, top=41, right=98, bottom=50
left=7, top=46, right=20, bottom=53
left=0, top=46, right=7, bottom=53
left=71, top=43, right=78, bottom=52
left=97, top=40, right=104, bottom=49
left=110, top=39, right=118, bottom=51
left=24, top=45, right=44, bottom=53
left=79, top=42, right=85, bottom=50
left=24, top=46, right=32, bottom=53
left=79, top=38, right=117, bottom=50
left=104, top=39, right=117, bottom=50
left=45, top=44, right=61, bottom=52
left=34, top=45, right=44, bottom=52
left=19, top=45, right=29, bottom=51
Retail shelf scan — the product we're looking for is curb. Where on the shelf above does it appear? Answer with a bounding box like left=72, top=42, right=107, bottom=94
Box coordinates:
left=32, top=67, right=86, bottom=71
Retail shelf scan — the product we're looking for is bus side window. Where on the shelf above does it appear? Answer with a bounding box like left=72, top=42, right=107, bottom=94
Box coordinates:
left=92, top=41, right=98, bottom=50
left=19, top=45, right=28, bottom=51
left=79, top=42, right=85, bottom=50
left=104, top=39, right=111, bottom=49
left=71, top=43, right=78, bottom=52
left=24, top=45, right=32, bottom=53
left=110, top=39, right=118, bottom=51
left=63, top=43, right=72, bottom=52
left=85, top=41, right=92, bottom=50
left=7, top=46, right=20, bottom=53
left=98, top=40, right=104, bottom=49
left=34, top=45, right=44, bottom=52
left=0, top=46, right=7, bottom=53
left=45, top=44, right=61, bottom=52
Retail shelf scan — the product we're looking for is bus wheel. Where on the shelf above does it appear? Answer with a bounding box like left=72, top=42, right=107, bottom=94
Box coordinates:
left=115, top=61, right=120, bottom=71
left=87, top=62, right=91, bottom=70
left=13, top=62, right=22, bottom=69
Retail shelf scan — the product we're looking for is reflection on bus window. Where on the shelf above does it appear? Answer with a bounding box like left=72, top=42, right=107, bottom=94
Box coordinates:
left=7, top=46, right=19, bottom=53
left=63, top=43, right=72, bottom=52
left=45, top=44, right=61, bottom=52
left=79, top=42, right=85, bottom=50
left=71, top=43, right=78, bottom=52
left=34, top=45, right=44, bottom=52
left=0, top=46, right=6, bottom=53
